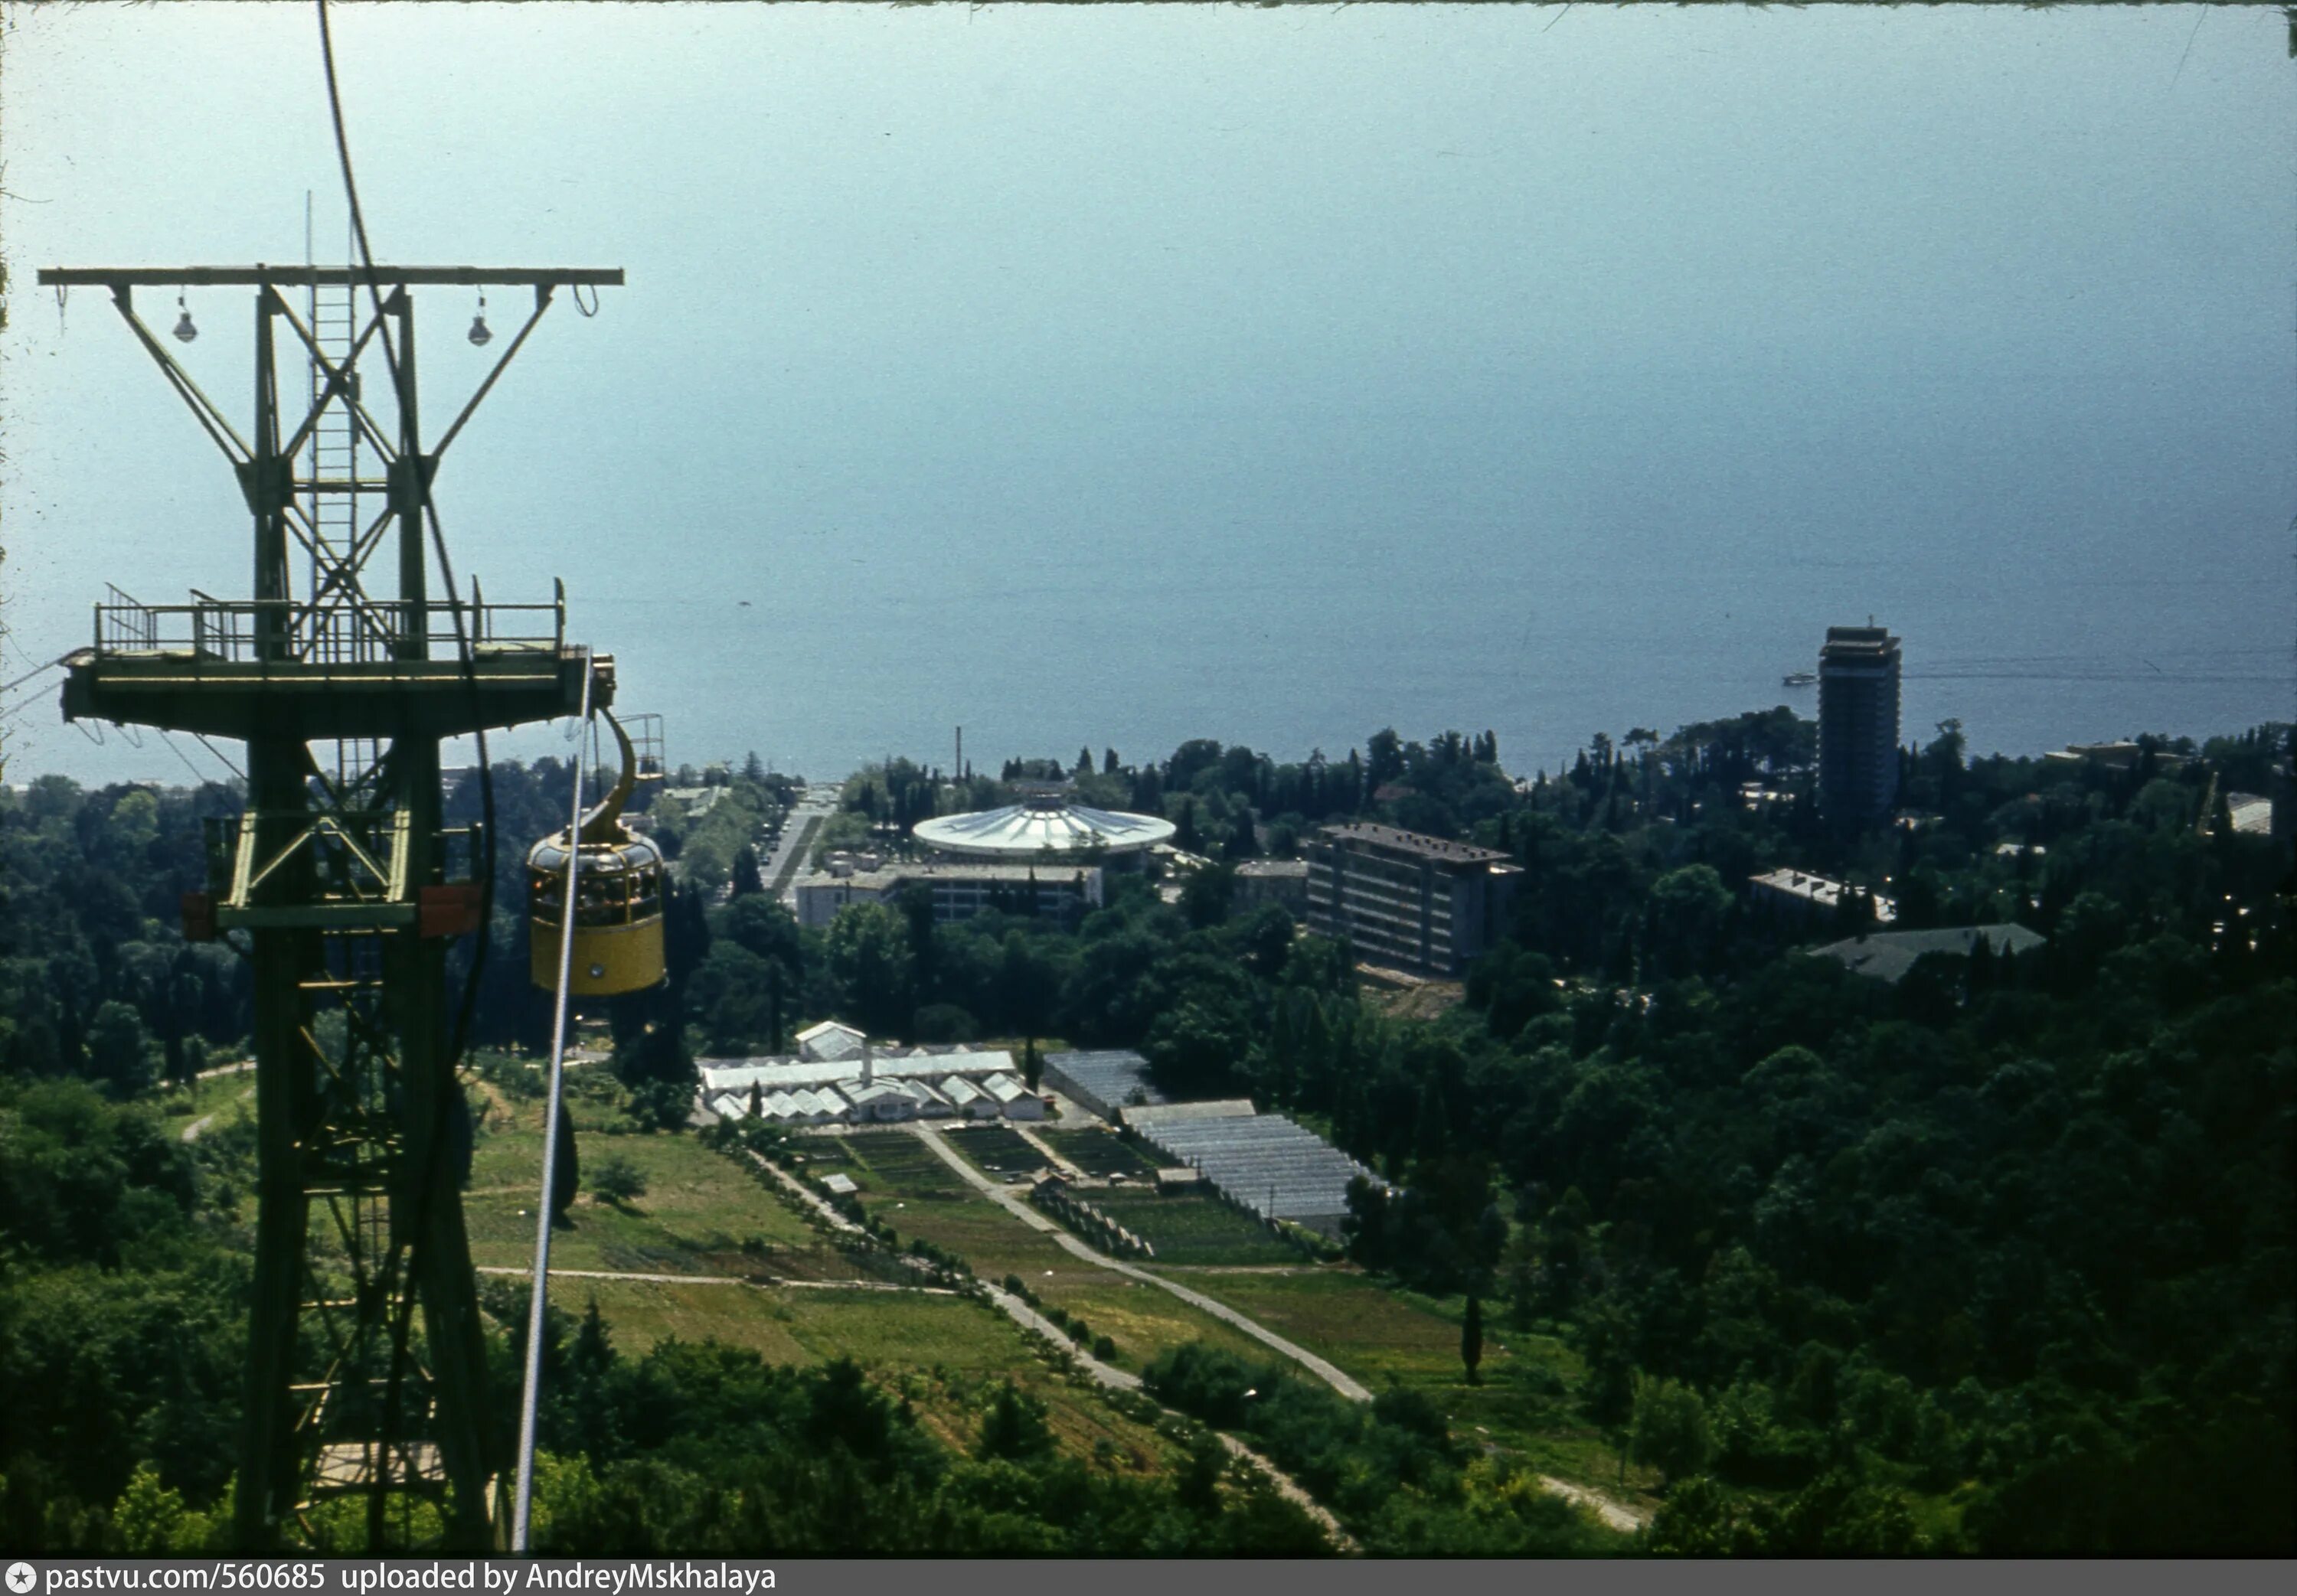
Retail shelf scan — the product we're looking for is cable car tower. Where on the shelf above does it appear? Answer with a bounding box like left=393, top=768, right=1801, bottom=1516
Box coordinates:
left=37, top=261, right=622, bottom=1550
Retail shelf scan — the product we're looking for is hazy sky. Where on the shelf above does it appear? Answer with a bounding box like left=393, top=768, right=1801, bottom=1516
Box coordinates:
left=4, top=4, right=2291, bottom=784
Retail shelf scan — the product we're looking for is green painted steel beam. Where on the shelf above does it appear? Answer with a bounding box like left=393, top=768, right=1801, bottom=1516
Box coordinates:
left=40, top=266, right=622, bottom=288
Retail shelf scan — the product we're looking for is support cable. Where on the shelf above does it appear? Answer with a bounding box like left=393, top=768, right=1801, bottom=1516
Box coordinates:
left=0, top=655, right=66, bottom=700
left=511, top=658, right=593, bottom=1555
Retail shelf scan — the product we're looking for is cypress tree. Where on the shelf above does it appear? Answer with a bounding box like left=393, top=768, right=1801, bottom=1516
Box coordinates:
left=1462, top=1294, right=1485, bottom=1385
left=549, top=1108, right=580, bottom=1227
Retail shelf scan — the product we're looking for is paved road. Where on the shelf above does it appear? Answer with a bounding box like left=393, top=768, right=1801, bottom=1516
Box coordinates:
left=765, top=791, right=837, bottom=902
left=906, top=1123, right=1374, bottom=1402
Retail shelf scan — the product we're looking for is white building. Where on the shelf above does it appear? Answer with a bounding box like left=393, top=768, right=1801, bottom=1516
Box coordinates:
left=939, top=1075, right=999, bottom=1120
left=979, top=1072, right=1047, bottom=1121
left=1748, top=868, right=1899, bottom=928
left=698, top=1043, right=1044, bottom=1128
left=795, top=1020, right=868, bottom=1062
left=795, top=860, right=1104, bottom=930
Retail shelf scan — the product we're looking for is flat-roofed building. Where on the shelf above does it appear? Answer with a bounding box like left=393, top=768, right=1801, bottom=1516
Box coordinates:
left=1818, top=624, right=1902, bottom=825
left=795, top=860, right=1103, bottom=929
left=1233, top=858, right=1310, bottom=916
left=1303, top=823, right=1521, bottom=977
left=1750, top=867, right=1898, bottom=929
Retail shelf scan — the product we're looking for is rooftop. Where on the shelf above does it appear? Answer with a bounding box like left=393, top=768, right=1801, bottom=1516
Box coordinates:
left=1315, top=822, right=1511, bottom=867
left=1235, top=858, right=1310, bottom=878
left=1119, top=1098, right=1258, bottom=1130
left=912, top=796, right=1175, bottom=859
left=801, top=860, right=1100, bottom=889
left=1820, top=625, right=1901, bottom=665
left=1043, top=1049, right=1165, bottom=1111
left=1805, top=922, right=2047, bottom=984
left=1750, top=867, right=1900, bottom=924
left=698, top=1046, right=1018, bottom=1095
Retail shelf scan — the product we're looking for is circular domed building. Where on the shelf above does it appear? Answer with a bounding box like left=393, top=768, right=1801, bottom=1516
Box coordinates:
left=912, top=792, right=1175, bottom=869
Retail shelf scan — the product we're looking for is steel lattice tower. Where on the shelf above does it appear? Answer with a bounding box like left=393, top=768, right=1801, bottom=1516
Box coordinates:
left=38, top=264, right=622, bottom=1551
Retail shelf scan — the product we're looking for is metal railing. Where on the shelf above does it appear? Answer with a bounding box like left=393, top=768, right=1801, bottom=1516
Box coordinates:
left=92, top=590, right=566, bottom=665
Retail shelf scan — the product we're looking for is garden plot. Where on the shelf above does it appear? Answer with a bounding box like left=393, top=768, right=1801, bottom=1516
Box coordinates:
left=942, top=1124, right=1054, bottom=1182
left=1084, top=1188, right=1298, bottom=1267
left=1039, top=1128, right=1168, bottom=1181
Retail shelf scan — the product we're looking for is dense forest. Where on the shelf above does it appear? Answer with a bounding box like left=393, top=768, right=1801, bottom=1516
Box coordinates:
left=2, top=713, right=2290, bottom=1552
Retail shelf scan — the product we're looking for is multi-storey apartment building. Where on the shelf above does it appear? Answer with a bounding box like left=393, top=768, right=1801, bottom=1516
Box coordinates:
left=1818, top=623, right=1902, bottom=824
left=1303, top=822, right=1521, bottom=977
left=795, top=860, right=1101, bottom=929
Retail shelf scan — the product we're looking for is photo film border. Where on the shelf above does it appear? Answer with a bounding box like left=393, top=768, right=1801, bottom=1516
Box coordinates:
left=4, top=1563, right=2292, bottom=1596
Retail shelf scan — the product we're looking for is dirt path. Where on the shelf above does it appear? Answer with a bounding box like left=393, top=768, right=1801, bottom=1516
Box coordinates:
left=475, top=1265, right=949, bottom=1294
left=746, top=1131, right=1621, bottom=1542
left=972, top=1278, right=1354, bottom=1551
left=907, top=1123, right=1374, bottom=1402
left=1008, top=1122, right=1084, bottom=1179
left=1537, top=1474, right=1648, bottom=1534
left=181, top=1085, right=254, bottom=1144
left=728, top=1138, right=1352, bottom=1545
left=742, top=1147, right=868, bottom=1235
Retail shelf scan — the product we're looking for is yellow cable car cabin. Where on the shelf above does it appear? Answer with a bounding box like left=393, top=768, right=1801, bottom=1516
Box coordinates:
left=528, top=710, right=668, bottom=997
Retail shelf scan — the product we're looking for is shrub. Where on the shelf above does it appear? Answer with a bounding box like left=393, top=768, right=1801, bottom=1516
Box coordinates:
left=590, top=1155, right=646, bottom=1206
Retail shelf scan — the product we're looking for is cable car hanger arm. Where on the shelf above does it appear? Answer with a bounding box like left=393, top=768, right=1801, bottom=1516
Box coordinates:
left=100, top=286, right=253, bottom=464
left=432, top=285, right=557, bottom=459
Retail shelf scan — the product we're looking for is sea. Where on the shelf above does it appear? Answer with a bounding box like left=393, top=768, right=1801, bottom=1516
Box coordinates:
left=521, top=516, right=2294, bottom=788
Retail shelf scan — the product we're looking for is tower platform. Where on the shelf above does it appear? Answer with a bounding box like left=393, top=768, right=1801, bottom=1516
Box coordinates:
left=60, top=595, right=609, bottom=742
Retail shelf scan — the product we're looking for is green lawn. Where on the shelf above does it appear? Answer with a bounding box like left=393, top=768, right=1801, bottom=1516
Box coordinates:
left=560, top=1277, right=1178, bottom=1476
left=1163, top=1268, right=1655, bottom=1505
left=1038, top=1128, right=1168, bottom=1180
left=462, top=1115, right=858, bottom=1281
left=1083, top=1188, right=1299, bottom=1266
left=1028, top=1278, right=1278, bottom=1372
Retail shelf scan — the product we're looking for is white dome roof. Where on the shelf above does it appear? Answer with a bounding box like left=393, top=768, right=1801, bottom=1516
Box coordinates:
left=911, top=795, right=1175, bottom=859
